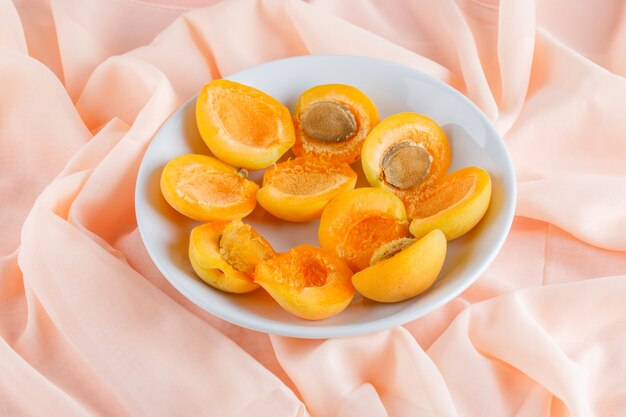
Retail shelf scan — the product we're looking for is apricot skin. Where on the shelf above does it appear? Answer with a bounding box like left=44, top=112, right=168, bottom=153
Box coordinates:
left=409, top=167, right=492, bottom=241
left=318, top=187, right=410, bottom=272
left=160, top=154, right=258, bottom=222
left=256, top=157, right=357, bottom=222
left=352, top=230, right=447, bottom=303
left=188, top=222, right=260, bottom=294
left=196, top=80, right=295, bottom=170
left=254, top=245, right=355, bottom=320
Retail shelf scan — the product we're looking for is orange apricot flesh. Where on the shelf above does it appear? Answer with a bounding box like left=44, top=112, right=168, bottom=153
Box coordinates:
left=160, top=154, right=258, bottom=221
left=361, top=112, right=451, bottom=205
left=196, top=80, right=295, bottom=170
left=189, top=220, right=274, bottom=293
left=293, top=84, right=379, bottom=164
left=256, top=156, right=357, bottom=222
left=318, top=187, right=410, bottom=272
left=409, top=167, right=492, bottom=240
left=352, top=230, right=447, bottom=303
left=254, top=245, right=355, bottom=320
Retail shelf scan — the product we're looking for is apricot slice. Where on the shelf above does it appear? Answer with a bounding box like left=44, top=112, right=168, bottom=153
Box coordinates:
left=189, top=220, right=274, bottom=293
left=256, top=156, right=357, bottom=222
left=409, top=167, right=492, bottom=240
left=160, top=154, right=258, bottom=221
left=352, top=230, right=447, bottom=303
left=196, top=80, right=295, bottom=170
left=361, top=112, right=451, bottom=205
left=318, top=187, right=410, bottom=272
left=293, top=84, right=379, bottom=164
left=254, top=245, right=355, bottom=320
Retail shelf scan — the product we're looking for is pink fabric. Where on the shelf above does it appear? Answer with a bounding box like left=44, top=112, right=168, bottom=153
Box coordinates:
left=2, top=0, right=625, bottom=415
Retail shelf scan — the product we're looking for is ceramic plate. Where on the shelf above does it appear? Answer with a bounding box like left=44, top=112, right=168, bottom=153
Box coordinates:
left=135, top=55, right=516, bottom=338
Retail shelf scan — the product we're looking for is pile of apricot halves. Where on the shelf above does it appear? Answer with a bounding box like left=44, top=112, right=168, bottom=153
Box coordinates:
left=160, top=80, right=492, bottom=320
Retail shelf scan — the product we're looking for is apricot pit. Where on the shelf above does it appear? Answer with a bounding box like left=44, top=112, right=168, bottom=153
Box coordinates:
left=300, top=101, right=357, bottom=142
left=370, top=237, right=416, bottom=265
left=381, top=141, right=433, bottom=189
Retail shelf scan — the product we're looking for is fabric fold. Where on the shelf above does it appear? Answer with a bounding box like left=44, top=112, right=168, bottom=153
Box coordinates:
left=1, top=0, right=626, bottom=416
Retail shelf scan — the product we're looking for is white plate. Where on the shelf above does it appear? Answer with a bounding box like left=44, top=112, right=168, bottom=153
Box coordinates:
left=135, top=55, right=516, bottom=338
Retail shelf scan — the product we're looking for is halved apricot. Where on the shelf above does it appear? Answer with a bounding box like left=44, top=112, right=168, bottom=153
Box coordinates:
left=256, top=156, right=357, bottom=222
left=160, top=154, right=258, bottom=221
left=409, top=167, right=492, bottom=240
left=189, top=220, right=274, bottom=293
left=292, top=84, right=379, bottom=164
left=254, top=245, right=355, bottom=320
left=352, top=230, right=447, bottom=303
left=196, top=80, right=295, bottom=170
left=361, top=112, right=451, bottom=206
left=318, top=187, right=410, bottom=272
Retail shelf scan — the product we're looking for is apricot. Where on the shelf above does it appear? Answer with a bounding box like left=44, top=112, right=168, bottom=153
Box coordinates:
left=189, top=220, right=274, bottom=293
left=361, top=112, right=451, bottom=205
left=409, top=167, right=492, bottom=240
left=293, top=84, right=379, bottom=164
left=160, top=154, right=258, bottom=221
left=352, top=230, right=447, bottom=303
left=196, top=80, right=295, bottom=170
left=318, top=187, right=410, bottom=272
left=254, top=245, right=355, bottom=320
left=256, top=156, right=357, bottom=222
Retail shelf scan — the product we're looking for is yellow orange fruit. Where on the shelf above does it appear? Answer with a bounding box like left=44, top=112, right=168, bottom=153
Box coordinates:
left=352, top=230, right=447, bottom=303
left=196, top=80, right=295, bottom=170
left=254, top=245, right=355, bottom=320
left=409, top=167, right=492, bottom=240
left=189, top=220, right=274, bottom=293
left=293, top=84, right=379, bottom=164
left=318, top=187, right=410, bottom=272
left=160, top=154, right=258, bottom=221
left=257, top=156, right=357, bottom=222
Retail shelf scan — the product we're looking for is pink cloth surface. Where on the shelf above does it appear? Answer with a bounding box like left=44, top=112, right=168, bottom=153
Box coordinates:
left=1, top=0, right=626, bottom=415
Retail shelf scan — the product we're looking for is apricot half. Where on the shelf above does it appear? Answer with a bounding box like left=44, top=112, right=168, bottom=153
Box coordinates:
left=409, top=167, right=492, bottom=240
left=257, top=156, right=357, bottom=222
left=293, top=84, right=379, bottom=164
left=254, top=245, right=355, bottom=320
left=189, top=220, right=274, bottom=293
left=160, top=154, right=258, bottom=221
left=318, top=187, right=410, bottom=272
left=352, top=230, right=447, bottom=303
left=196, top=80, right=295, bottom=170
left=361, top=112, right=451, bottom=205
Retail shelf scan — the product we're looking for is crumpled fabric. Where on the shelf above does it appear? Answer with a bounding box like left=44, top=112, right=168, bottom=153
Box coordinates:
left=1, top=0, right=625, bottom=416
